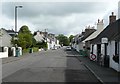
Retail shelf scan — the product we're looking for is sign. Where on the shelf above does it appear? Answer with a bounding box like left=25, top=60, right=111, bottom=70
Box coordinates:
left=101, top=38, right=108, bottom=44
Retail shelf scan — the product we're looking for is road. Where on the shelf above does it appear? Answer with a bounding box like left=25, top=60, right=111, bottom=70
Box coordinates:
left=2, top=47, right=101, bottom=83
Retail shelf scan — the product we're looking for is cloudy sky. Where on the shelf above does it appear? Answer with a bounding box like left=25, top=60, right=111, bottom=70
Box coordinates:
left=1, top=0, right=120, bottom=36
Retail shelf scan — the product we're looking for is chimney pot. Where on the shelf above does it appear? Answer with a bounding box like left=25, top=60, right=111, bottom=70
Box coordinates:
left=109, top=12, right=116, bottom=24
left=112, top=12, right=114, bottom=16
left=98, top=19, right=100, bottom=23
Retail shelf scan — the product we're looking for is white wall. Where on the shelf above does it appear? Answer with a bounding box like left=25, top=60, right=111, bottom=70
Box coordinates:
left=109, top=41, right=119, bottom=71
left=76, top=44, right=79, bottom=52
left=0, top=47, right=8, bottom=58
left=0, top=29, right=12, bottom=47
left=18, top=47, right=22, bottom=56
left=101, top=44, right=105, bottom=56
left=90, top=44, right=97, bottom=61
left=34, top=32, right=44, bottom=42
left=11, top=47, right=16, bottom=56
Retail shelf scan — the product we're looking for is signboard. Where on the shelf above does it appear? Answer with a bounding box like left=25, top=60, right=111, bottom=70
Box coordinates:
left=101, top=38, right=108, bottom=44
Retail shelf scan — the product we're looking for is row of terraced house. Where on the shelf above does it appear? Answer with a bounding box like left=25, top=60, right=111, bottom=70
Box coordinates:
left=0, top=28, right=60, bottom=58
left=71, top=12, right=120, bottom=72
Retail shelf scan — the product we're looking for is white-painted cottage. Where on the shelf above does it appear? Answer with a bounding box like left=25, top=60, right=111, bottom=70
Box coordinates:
left=83, top=19, right=104, bottom=61
left=90, top=13, right=120, bottom=72
left=0, top=28, right=12, bottom=58
left=34, top=31, right=60, bottom=50
left=71, top=27, right=96, bottom=54
left=0, top=28, right=12, bottom=47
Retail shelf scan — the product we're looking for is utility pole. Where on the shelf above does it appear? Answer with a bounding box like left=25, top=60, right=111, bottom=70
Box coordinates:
left=44, top=29, right=48, bottom=42
left=15, top=6, right=23, bottom=36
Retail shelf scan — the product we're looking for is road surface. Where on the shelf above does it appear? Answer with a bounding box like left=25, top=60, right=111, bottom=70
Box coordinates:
left=2, top=47, right=101, bottom=83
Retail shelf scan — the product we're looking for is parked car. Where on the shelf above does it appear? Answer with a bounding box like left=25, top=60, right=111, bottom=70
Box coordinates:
left=66, top=46, right=71, bottom=51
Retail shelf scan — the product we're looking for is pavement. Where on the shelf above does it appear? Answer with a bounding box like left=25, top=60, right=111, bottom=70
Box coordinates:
left=2, top=50, right=46, bottom=64
left=69, top=50, right=120, bottom=84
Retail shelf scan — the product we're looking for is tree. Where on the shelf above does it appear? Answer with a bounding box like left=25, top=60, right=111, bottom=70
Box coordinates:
left=36, top=40, right=47, bottom=49
left=56, top=34, right=69, bottom=46
left=69, top=35, right=74, bottom=43
left=11, top=25, right=35, bottom=49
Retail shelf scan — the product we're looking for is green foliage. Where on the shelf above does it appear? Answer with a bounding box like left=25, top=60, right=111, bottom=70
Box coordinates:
left=11, top=37, right=18, bottom=46
left=11, top=25, right=36, bottom=49
left=69, top=35, right=74, bottom=43
left=56, top=34, right=69, bottom=46
left=36, top=40, right=48, bottom=49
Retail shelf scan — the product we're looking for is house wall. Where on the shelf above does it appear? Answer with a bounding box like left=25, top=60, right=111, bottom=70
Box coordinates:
left=11, top=47, right=16, bottom=56
left=0, top=29, right=12, bottom=47
left=109, top=41, right=119, bottom=71
left=0, top=47, right=8, bottom=58
left=47, top=42, right=50, bottom=50
left=77, top=42, right=85, bottom=52
left=34, top=32, right=44, bottom=42
left=90, top=44, right=97, bottom=61
left=101, top=44, right=105, bottom=56
left=76, top=44, right=79, bottom=52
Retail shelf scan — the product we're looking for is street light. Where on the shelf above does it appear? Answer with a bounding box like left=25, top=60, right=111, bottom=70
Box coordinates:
left=15, top=5, right=23, bottom=35
left=0, top=29, right=3, bottom=47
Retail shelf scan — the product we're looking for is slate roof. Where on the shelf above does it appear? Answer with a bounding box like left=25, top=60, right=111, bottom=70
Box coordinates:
left=83, top=27, right=104, bottom=42
left=91, top=19, right=120, bottom=44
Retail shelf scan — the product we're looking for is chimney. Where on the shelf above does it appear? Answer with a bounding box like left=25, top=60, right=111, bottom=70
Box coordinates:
left=97, top=19, right=104, bottom=31
left=37, top=31, right=40, bottom=35
left=109, top=12, right=116, bottom=24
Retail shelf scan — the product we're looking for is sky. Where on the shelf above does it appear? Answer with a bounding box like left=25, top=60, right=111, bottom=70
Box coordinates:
left=0, top=0, right=120, bottom=36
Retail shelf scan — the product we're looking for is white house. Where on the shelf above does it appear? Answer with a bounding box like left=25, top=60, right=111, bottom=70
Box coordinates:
left=34, top=31, right=44, bottom=42
left=83, top=19, right=104, bottom=61
left=0, top=28, right=12, bottom=58
left=72, top=27, right=96, bottom=54
left=0, top=28, right=12, bottom=47
left=34, top=31, right=60, bottom=50
left=90, top=12, right=120, bottom=71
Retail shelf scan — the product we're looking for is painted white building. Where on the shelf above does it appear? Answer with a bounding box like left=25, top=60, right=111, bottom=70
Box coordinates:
left=34, top=31, right=60, bottom=50
left=83, top=19, right=104, bottom=60
left=0, top=28, right=12, bottom=58
left=90, top=13, right=120, bottom=71
left=0, top=28, right=12, bottom=47
left=34, top=31, right=44, bottom=42
left=0, top=47, right=8, bottom=58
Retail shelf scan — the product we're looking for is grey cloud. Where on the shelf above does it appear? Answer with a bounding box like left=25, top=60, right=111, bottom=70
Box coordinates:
left=2, top=2, right=116, bottom=36
left=2, top=2, right=108, bottom=19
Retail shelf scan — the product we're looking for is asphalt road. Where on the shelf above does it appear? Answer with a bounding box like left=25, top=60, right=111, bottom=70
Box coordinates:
left=2, top=47, right=101, bottom=83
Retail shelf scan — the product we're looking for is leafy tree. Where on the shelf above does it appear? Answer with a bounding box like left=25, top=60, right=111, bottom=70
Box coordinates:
left=56, top=34, right=69, bottom=46
left=11, top=25, right=35, bottom=49
left=69, top=35, right=74, bottom=43
left=36, top=40, right=48, bottom=49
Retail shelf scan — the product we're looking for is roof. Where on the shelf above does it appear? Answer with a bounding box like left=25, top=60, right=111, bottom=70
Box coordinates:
left=83, top=28, right=104, bottom=42
left=91, top=19, right=120, bottom=44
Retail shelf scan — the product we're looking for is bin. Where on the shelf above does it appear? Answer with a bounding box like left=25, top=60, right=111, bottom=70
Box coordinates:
left=29, top=48, right=33, bottom=53
left=15, top=48, right=20, bottom=57
left=83, top=50, right=87, bottom=57
left=79, top=50, right=83, bottom=56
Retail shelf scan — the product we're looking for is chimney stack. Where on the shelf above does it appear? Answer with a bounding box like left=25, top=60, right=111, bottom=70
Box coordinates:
left=97, top=19, right=104, bottom=31
left=109, top=12, right=116, bottom=24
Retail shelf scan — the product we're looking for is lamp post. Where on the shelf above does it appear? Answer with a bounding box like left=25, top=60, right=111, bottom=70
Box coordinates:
left=15, top=6, right=23, bottom=35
